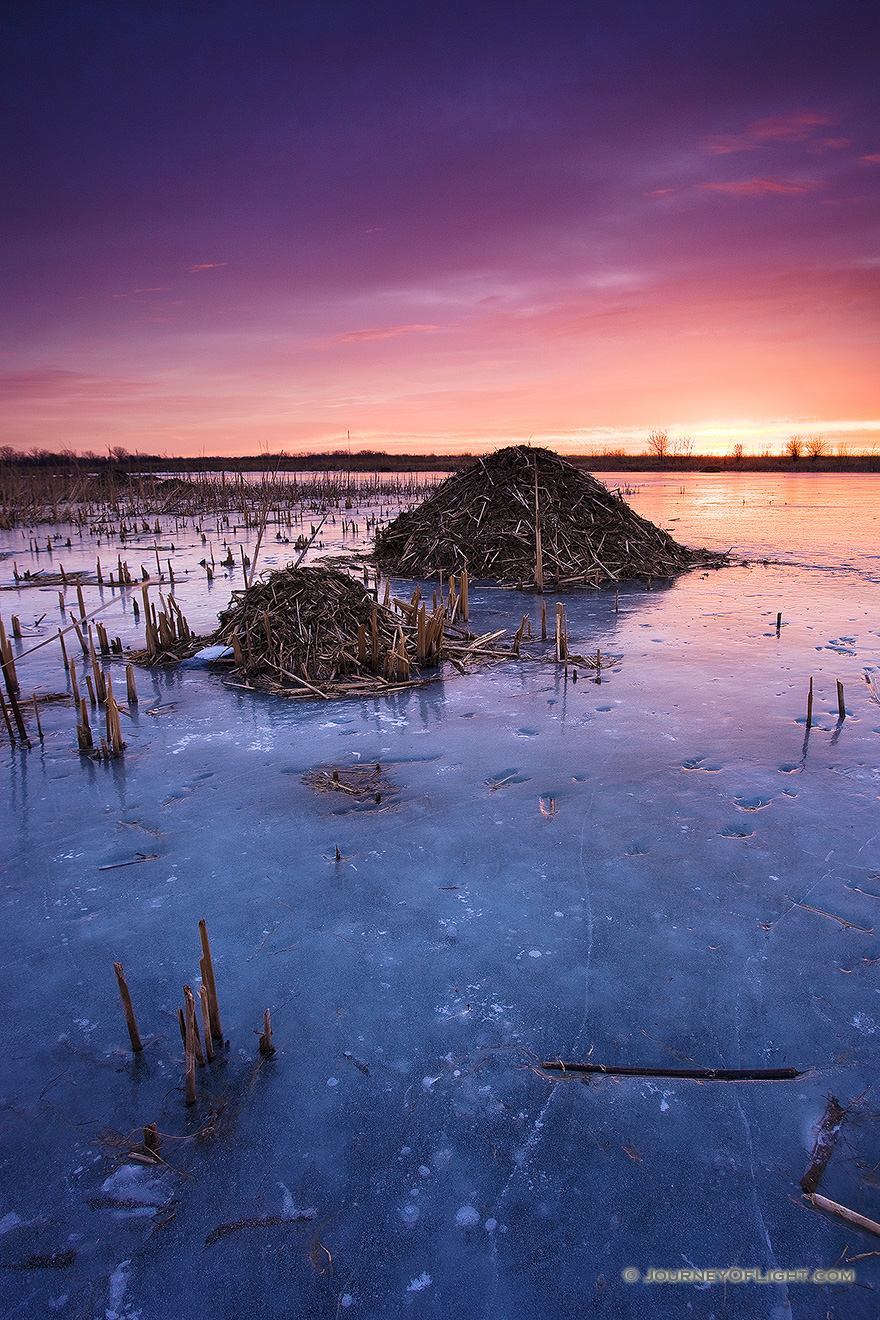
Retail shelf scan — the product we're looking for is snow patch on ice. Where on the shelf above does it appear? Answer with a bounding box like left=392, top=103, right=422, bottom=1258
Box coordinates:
left=105, top=1257, right=131, bottom=1318
left=406, top=1272, right=432, bottom=1292
left=455, top=1205, right=480, bottom=1227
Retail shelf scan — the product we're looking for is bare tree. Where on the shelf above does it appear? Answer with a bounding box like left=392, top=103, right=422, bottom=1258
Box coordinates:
left=785, top=436, right=803, bottom=460
left=673, top=434, right=694, bottom=458
left=647, top=429, right=669, bottom=460
left=731, top=443, right=744, bottom=461
left=806, top=435, right=826, bottom=458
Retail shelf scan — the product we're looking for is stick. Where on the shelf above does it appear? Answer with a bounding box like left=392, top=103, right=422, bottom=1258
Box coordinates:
left=784, top=897, right=872, bottom=933
left=113, top=961, right=143, bottom=1053
left=806, top=676, right=813, bottom=729
left=98, top=854, right=157, bottom=870
left=837, top=679, right=845, bottom=720
left=808, top=1193, right=880, bottom=1239
left=540, top=1061, right=802, bottom=1080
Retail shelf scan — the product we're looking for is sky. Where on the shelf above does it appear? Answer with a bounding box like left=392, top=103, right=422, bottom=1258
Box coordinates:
left=1, top=0, right=878, bottom=458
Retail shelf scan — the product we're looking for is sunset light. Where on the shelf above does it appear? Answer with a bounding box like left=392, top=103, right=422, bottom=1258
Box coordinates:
left=1, top=3, right=878, bottom=458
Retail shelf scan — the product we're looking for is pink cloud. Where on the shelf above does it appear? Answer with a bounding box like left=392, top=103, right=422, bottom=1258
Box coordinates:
left=187, top=262, right=228, bottom=273
left=699, top=177, right=819, bottom=197
left=0, top=368, right=151, bottom=400
left=701, top=135, right=760, bottom=156
left=748, top=110, right=833, bottom=142
left=331, top=323, right=439, bottom=343
left=702, top=110, right=834, bottom=156
left=861, top=153, right=880, bottom=163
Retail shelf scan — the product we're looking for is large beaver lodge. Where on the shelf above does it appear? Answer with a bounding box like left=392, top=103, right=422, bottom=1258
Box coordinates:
left=376, top=444, right=727, bottom=588
left=208, top=564, right=523, bottom=699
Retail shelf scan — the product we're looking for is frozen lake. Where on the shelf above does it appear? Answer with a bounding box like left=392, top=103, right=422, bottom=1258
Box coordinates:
left=1, top=471, right=879, bottom=1318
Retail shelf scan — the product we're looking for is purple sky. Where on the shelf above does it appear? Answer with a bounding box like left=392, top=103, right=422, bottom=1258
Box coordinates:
left=1, top=0, right=878, bottom=455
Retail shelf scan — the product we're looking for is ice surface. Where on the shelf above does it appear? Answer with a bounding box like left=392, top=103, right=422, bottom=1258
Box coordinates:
left=1, top=473, right=880, bottom=1317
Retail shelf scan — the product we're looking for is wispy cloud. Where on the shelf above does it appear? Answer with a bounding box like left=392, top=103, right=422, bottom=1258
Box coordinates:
left=702, top=110, right=834, bottom=155
left=331, top=323, right=439, bottom=344
left=187, top=262, right=229, bottom=273
left=0, top=368, right=151, bottom=400
left=699, top=177, right=819, bottom=197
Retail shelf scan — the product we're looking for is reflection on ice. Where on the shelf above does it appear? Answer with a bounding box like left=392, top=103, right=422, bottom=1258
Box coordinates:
left=2, top=474, right=880, bottom=1316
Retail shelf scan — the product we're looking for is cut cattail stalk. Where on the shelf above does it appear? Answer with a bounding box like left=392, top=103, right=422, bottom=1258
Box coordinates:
left=183, top=994, right=197, bottom=1106
left=77, top=696, right=93, bottom=750
left=199, top=985, right=214, bottom=1061
left=184, top=985, right=205, bottom=1066
left=143, top=1123, right=160, bottom=1153
left=461, top=568, right=469, bottom=621
left=0, top=690, right=15, bottom=744
left=541, top=599, right=547, bottom=640
left=31, top=692, right=43, bottom=739
left=126, top=664, right=138, bottom=705
left=199, top=919, right=223, bottom=1039
left=11, top=616, right=21, bottom=639
left=837, top=680, right=845, bottom=720
left=259, top=1009, right=276, bottom=1057
left=113, top=961, right=143, bottom=1053
left=76, top=584, right=86, bottom=621
left=58, top=628, right=69, bottom=672
left=806, top=677, right=813, bottom=729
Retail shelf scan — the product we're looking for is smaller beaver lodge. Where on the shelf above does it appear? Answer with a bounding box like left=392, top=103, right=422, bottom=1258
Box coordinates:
left=210, top=565, right=507, bottom=698
left=376, top=444, right=727, bottom=587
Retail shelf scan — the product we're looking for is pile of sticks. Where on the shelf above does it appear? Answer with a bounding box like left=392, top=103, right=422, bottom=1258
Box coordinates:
left=210, top=566, right=509, bottom=699
left=376, top=444, right=727, bottom=588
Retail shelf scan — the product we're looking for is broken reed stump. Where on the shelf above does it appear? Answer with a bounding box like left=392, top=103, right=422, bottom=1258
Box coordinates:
left=184, top=991, right=197, bottom=1106
left=837, top=679, right=845, bottom=720
left=258, top=1009, right=276, bottom=1057
left=199, top=919, right=223, bottom=1040
left=199, top=985, right=215, bottom=1061
left=184, top=984, right=206, bottom=1066
left=113, top=962, right=143, bottom=1053
left=806, top=676, right=814, bottom=729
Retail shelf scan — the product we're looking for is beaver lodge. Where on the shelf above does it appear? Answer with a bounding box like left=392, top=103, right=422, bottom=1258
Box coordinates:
left=375, top=444, right=727, bottom=587
left=209, top=564, right=518, bottom=699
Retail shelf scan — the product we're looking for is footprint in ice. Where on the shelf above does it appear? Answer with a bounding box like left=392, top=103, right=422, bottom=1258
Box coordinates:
left=682, top=756, right=721, bottom=773
left=718, top=825, right=755, bottom=839
left=734, top=795, right=772, bottom=811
